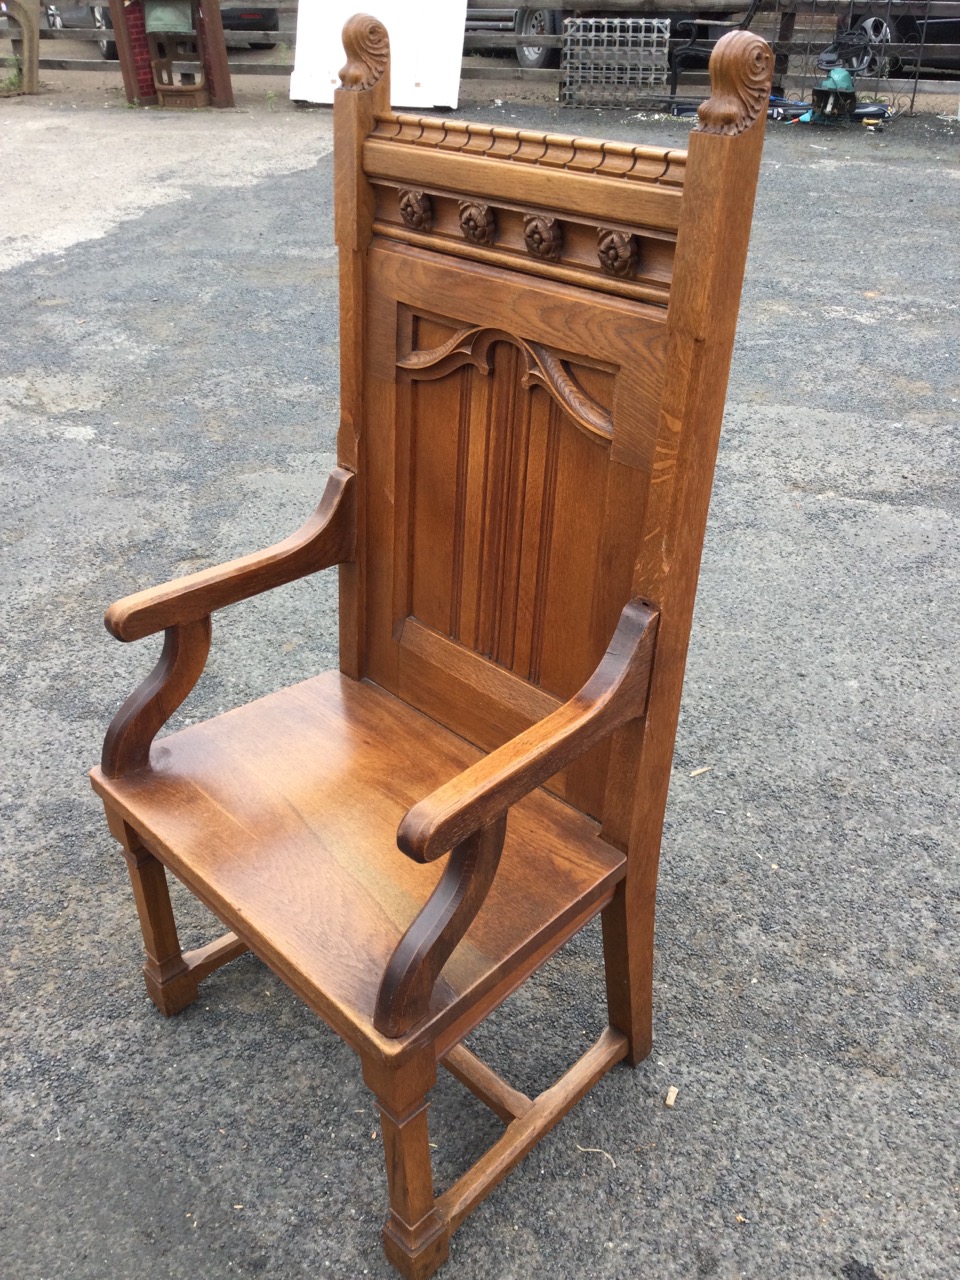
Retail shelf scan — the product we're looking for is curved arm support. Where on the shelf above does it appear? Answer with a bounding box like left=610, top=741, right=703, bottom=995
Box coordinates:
left=105, top=468, right=356, bottom=642
left=374, top=815, right=507, bottom=1038
left=398, top=599, right=660, bottom=865
left=101, top=617, right=212, bottom=778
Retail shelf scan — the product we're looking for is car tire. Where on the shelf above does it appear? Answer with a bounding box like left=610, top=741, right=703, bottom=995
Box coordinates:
left=517, top=8, right=560, bottom=71
left=92, top=5, right=117, bottom=60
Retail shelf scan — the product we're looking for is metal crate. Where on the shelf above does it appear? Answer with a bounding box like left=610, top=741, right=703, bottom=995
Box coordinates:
left=561, top=18, right=670, bottom=107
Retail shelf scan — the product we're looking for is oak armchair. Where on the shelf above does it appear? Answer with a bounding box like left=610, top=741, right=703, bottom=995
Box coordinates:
left=90, top=18, right=773, bottom=1279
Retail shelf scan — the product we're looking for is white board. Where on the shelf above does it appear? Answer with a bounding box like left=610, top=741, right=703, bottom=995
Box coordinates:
left=290, top=1, right=468, bottom=109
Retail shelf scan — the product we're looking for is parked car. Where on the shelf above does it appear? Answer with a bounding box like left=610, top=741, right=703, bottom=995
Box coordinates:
left=46, top=4, right=280, bottom=60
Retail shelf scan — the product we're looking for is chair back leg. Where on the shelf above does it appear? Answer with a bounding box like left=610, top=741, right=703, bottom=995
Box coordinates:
left=602, top=878, right=655, bottom=1066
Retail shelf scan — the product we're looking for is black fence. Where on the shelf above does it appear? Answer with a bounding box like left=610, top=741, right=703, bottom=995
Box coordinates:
left=5, top=2, right=959, bottom=111
left=462, top=1, right=960, bottom=112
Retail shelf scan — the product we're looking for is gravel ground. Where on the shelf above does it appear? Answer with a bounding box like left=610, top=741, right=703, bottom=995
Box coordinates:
left=1, top=78, right=958, bottom=1280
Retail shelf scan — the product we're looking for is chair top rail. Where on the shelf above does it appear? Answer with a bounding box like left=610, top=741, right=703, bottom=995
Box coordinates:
left=370, top=112, right=688, bottom=190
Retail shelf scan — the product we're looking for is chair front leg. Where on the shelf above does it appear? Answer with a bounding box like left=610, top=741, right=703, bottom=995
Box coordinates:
left=107, top=811, right=200, bottom=1016
left=362, top=1052, right=450, bottom=1280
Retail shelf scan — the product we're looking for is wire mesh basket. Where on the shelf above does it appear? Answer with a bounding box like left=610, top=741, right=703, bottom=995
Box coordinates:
left=561, top=18, right=671, bottom=107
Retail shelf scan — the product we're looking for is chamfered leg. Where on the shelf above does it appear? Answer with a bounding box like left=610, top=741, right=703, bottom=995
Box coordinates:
left=105, top=809, right=200, bottom=1016
left=601, top=875, right=655, bottom=1066
left=362, top=1051, right=450, bottom=1280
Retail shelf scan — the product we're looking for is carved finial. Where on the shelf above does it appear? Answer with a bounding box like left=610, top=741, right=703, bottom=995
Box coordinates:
left=696, top=31, right=773, bottom=136
left=339, top=13, right=389, bottom=91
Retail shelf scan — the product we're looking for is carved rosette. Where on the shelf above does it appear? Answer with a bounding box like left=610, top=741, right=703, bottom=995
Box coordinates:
left=597, top=229, right=638, bottom=279
left=523, top=215, right=563, bottom=262
left=398, top=189, right=433, bottom=231
left=459, top=202, right=496, bottom=247
left=696, top=30, right=774, bottom=136
left=338, top=14, right=389, bottom=90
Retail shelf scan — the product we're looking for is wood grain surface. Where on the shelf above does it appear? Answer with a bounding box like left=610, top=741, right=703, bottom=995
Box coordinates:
left=92, top=671, right=624, bottom=1062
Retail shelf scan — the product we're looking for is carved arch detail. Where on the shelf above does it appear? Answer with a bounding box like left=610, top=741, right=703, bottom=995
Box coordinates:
left=398, top=327, right=614, bottom=444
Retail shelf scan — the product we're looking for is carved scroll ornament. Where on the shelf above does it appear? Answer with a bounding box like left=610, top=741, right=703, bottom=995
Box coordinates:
left=459, top=202, right=496, bottom=246
left=338, top=14, right=389, bottom=90
left=398, top=189, right=433, bottom=231
left=696, top=30, right=774, bottom=136
left=399, top=326, right=613, bottom=443
left=523, top=215, right=563, bottom=262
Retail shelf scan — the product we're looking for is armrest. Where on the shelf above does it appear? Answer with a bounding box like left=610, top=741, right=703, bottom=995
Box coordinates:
left=375, top=598, right=659, bottom=1037
left=398, top=598, right=660, bottom=863
left=105, top=468, right=356, bottom=642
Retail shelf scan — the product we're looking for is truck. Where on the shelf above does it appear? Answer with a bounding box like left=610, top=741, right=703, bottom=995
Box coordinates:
left=464, top=2, right=960, bottom=73
left=464, top=2, right=757, bottom=69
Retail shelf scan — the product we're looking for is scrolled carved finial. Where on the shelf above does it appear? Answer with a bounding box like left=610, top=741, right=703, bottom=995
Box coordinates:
left=339, top=13, right=389, bottom=91
left=696, top=31, right=774, bottom=136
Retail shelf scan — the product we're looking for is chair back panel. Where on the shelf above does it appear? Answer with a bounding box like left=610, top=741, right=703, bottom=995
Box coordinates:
left=335, top=24, right=771, bottom=825
left=361, top=226, right=668, bottom=815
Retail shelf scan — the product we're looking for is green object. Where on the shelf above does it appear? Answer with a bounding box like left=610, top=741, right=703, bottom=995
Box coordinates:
left=144, top=1, right=194, bottom=35
left=820, top=67, right=855, bottom=93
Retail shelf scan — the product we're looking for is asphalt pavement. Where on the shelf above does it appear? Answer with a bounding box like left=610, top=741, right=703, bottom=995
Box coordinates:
left=1, top=84, right=958, bottom=1280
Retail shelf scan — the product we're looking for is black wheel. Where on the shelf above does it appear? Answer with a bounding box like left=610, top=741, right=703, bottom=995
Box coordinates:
left=517, top=8, right=560, bottom=71
left=92, top=5, right=117, bottom=60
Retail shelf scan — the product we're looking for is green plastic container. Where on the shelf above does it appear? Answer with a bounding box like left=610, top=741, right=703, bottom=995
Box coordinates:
left=144, top=1, right=195, bottom=35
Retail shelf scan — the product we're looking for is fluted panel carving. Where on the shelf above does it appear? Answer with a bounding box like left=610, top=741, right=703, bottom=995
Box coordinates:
left=404, top=322, right=614, bottom=690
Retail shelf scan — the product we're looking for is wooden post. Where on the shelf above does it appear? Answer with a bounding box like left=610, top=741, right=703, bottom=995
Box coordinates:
left=7, top=0, right=40, bottom=94
left=198, top=0, right=234, bottom=108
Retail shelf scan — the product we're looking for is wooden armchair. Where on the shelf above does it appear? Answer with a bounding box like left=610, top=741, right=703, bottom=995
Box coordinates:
left=90, top=19, right=773, bottom=1279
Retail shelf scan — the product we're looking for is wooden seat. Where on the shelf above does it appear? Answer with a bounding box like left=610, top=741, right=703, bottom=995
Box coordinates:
left=92, top=670, right=624, bottom=1061
left=91, top=17, right=773, bottom=1279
